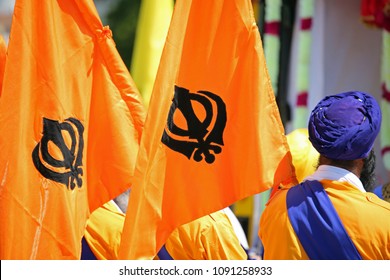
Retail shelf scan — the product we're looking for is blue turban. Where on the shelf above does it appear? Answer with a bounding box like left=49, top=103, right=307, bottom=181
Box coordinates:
left=308, top=91, right=382, bottom=160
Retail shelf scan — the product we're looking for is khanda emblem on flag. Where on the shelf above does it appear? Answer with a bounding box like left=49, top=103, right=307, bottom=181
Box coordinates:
left=162, top=85, right=227, bottom=164
left=32, top=117, right=84, bottom=190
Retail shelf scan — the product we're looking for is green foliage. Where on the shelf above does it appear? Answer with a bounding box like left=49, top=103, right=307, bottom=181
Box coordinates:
left=106, top=0, right=141, bottom=68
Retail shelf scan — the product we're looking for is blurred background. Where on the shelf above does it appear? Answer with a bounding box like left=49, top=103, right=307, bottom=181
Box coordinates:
left=1, top=0, right=389, bottom=251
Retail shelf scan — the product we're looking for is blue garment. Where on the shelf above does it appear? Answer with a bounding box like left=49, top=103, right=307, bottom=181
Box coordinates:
left=157, top=245, right=174, bottom=260
left=80, top=237, right=97, bottom=260
left=373, top=185, right=384, bottom=199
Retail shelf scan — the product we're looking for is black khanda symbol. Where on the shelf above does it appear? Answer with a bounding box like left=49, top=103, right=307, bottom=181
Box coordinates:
left=32, top=117, right=84, bottom=190
left=162, top=85, right=227, bottom=163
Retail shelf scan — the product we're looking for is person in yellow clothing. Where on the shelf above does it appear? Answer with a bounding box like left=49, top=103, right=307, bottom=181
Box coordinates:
left=286, top=128, right=319, bottom=183
left=249, top=128, right=319, bottom=260
left=157, top=209, right=247, bottom=260
left=260, top=91, right=390, bottom=260
left=82, top=200, right=126, bottom=260
left=82, top=191, right=247, bottom=260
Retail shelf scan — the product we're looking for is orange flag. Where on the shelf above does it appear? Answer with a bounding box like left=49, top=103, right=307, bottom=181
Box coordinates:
left=0, top=0, right=145, bottom=259
left=119, top=0, right=297, bottom=260
left=0, top=35, right=6, bottom=97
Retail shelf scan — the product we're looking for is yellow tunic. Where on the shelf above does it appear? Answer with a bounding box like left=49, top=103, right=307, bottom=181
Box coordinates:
left=163, top=211, right=247, bottom=260
left=259, top=180, right=390, bottom=259
left=84, top=201, right=125, bottom=260
left=85, top=205, right=246, bottom=260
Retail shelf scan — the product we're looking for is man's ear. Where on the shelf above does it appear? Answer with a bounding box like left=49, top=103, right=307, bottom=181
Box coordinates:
left=356, top=158, right=365, bottom=177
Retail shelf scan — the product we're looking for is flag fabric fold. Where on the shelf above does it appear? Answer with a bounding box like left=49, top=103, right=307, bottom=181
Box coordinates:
left=119, top=0, right=296, bottom=260
left=0, top=0, right=145, bottom=259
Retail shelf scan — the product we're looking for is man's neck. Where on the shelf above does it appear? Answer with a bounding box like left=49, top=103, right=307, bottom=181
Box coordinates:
left=304, top=165, right=366, bottom=192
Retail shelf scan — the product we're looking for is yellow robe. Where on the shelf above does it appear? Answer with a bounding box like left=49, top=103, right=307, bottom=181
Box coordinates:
left=163, top=211, right=247, bottom=260
left=84, top=205, right=247, bottom=260
left=259, top=180, right=390, bottom=259
left=84, top=201, right=125, bottom=260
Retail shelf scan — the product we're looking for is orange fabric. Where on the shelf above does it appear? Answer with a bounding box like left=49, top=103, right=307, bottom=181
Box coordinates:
left=0, top=35, right=6, bottom=97
left=119, top=0, right=296, bottom=260
left=0, top=0, right=145, bottom=259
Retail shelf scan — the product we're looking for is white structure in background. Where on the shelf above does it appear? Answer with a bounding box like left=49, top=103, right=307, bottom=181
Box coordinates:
left=287, top=0, right=385, bottom=183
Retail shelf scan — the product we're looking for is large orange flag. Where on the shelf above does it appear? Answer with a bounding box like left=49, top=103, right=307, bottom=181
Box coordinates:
left=0, top=34, right=6, bottom=97
left=0, top=0, right=145, bottom=259
left=119, top=0, right=297, bottom=259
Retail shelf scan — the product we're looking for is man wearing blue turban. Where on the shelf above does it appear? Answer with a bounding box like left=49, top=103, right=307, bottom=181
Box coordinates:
left=260, top=91, right=390, bottom=260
